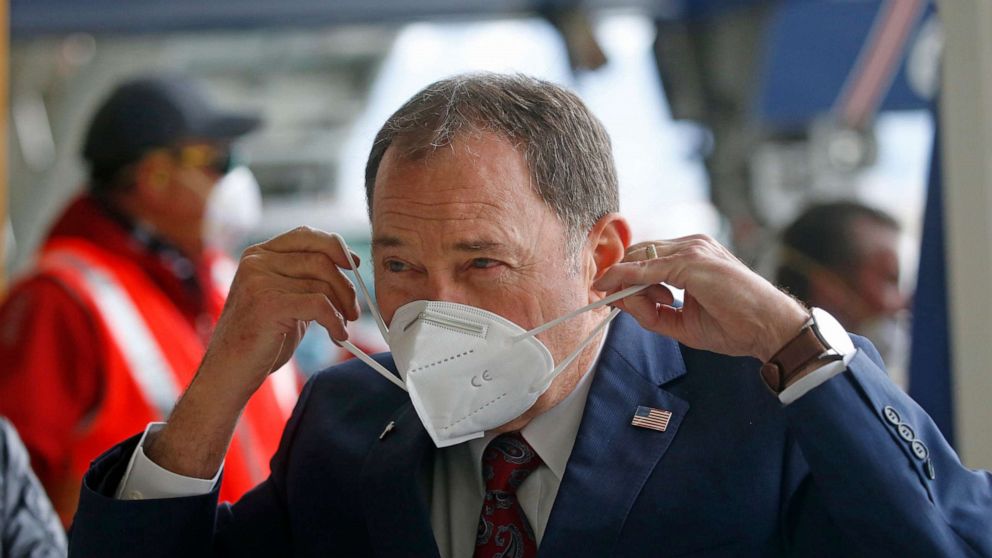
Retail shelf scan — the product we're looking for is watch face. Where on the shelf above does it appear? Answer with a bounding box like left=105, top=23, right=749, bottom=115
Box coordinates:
left=811, top=308, right=856, bottom=356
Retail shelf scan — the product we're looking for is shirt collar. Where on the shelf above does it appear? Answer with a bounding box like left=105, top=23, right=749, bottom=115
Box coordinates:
left=469, top=323, right=610, bottom=482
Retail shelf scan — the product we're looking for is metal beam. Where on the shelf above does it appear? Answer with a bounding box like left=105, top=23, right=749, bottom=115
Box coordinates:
left=11, top=0, right=655, bottom=37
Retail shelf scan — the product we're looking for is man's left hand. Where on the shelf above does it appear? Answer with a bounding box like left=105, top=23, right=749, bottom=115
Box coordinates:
left=593, top=235, right=808, bottom=361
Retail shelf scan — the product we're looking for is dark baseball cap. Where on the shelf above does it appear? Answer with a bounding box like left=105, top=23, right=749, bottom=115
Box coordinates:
left=83, top=74, right=261, bottom=181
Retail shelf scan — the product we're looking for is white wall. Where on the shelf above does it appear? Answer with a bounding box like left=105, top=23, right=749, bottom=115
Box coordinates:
left=937, top=0, right=992, bottom=469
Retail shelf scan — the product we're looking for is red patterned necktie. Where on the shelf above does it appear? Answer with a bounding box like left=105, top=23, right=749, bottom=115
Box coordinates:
left=474, top=432, right=543, bottom=558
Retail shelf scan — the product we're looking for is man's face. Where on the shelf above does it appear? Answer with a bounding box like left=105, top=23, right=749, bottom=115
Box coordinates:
left=133, top=141, right=229, bottom=227
left=370, top=131, right=606, bottom=430
left=852, top=219, right=906, bottom=321
left=167, top=142, right=229, bottom=220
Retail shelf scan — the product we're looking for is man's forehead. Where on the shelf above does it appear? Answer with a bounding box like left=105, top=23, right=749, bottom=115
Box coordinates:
left=851, top=217, right=900, bottom=252
left=367, top=130, right=561, bottom=257
left=372, top=134, right=539, bottom=215
left=377, top=130, right=527, bottom=180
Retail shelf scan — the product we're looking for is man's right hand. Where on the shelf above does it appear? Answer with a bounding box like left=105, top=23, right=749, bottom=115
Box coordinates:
left=204, top=227, right=361, bottom=400
left=145, top=227, right=361, bottom=480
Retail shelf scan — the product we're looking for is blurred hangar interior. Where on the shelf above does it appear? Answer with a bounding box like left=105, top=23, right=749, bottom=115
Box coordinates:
left=4, top=0, right=992, bottom=468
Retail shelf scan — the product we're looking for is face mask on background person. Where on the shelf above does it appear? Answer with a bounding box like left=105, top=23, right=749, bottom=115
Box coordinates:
left=857, top=311, right=911, bottom=390
left=203, top=165, right=263, bottom=254
left=332, top=235, right=648, bottom=448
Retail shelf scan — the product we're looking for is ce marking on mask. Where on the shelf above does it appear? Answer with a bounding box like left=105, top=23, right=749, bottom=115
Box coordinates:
left=471, top=370, right=494, bottom=388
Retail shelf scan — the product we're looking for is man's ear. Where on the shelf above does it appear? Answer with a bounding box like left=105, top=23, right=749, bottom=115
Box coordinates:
left=585, top=213, right=631, bottom=285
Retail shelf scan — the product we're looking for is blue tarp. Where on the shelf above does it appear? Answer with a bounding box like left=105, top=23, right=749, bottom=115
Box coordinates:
left=756, top=1, right=932, bottom=129
left=908, top=123, right=954, bottom=445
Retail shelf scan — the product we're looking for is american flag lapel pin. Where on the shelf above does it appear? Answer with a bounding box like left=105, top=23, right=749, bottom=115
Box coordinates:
left=631, top=405, right=673, bottom=432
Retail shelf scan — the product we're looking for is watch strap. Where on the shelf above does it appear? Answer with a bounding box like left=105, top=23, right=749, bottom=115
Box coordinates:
left=760, top=322, right=842, bottom=393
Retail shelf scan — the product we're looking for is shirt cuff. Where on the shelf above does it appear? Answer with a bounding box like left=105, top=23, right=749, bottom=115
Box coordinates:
left=115, top=422, right=222, bottom=500
left=778, top=350, right=858, bottom=405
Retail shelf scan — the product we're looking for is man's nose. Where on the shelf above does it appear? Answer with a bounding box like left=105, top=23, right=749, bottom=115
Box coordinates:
left=424, top=276, right=472, bottom=305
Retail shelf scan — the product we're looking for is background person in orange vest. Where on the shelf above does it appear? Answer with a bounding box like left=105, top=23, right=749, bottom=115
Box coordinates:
left=0, top=75, right=300, bottom=525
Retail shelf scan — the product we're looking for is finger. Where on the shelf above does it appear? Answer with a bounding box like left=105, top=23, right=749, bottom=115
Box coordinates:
left=614, top=282, right=673, bottom=322
left=624, top=235, right=722, bottom=263
left=614, top=295, right=683, bottom=340
left=261, top=250, right=356, bottom=286
left=610, top=283, right=675, bottom=310
left=255, top=227, right=359, bottom=270
left=594, top=256, right=684, bottom=292
left=625, top=242, right=658, bottom=262
left=652, top=305, right=684, bottom=338
left=641, top=283, right=676, bottom=307
left=268, top=276, right=358, bottom=320
left=253, top=252, right=361, bottom=320
left=614, top=290, right=660, bottom=328
left=277, top=292, right=349, bottom=341
left=268, top=319, right=312, bottom=374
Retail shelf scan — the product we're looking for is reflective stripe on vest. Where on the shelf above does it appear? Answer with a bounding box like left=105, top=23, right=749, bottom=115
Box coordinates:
left=43, top=251, right=179, bottom=419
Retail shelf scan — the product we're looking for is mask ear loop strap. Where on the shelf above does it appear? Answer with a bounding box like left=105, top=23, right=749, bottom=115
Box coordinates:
left=515, top=283, right=649, bottom=341
left=339, top=340, right=407, bottom=391
left=530, top=307, right=621, bottom=391
left=336, top=234, right=389, bottom=339
left=333, top=234, right=407, bottom=392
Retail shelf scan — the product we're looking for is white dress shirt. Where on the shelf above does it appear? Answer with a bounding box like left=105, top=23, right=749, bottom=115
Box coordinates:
left=429, top=333, right=602, bottom=558
left=116, top=326, right=854, bottom=556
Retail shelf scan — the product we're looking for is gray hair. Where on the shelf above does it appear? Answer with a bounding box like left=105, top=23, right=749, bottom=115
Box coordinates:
left=364, top=72, right=619, bottom=255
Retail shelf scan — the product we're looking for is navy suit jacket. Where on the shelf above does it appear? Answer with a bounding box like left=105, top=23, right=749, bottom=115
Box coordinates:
left=69, top=314, right=992, bottom=557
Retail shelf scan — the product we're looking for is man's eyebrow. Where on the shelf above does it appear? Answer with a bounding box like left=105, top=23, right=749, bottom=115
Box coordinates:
left=452, top=239, right=506, bottom=252
left=371, top=235, right=404, bottom=249
left=371, top=236, right=508, bottom=252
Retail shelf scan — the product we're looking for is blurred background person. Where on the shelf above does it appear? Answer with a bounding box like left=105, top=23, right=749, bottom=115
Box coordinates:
left=0, top=418, right=66, bottom=558
left=776, top=200, right=911, bottom=388
left=0, top=75, right=300, bottom=524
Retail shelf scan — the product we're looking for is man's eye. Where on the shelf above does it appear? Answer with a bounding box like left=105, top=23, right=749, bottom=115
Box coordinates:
left=385, top=260, right=408, bottom=272
left=470, top=258, right=500, bottom=269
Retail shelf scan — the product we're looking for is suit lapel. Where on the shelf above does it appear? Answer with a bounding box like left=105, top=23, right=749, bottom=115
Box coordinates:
left=360, top=401, right=440, bottom=558
left=540, top=314, right=689, bottom=557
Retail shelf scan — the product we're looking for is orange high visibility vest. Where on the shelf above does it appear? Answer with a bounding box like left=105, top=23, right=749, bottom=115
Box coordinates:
left=36, top=237, right=299, bottom=504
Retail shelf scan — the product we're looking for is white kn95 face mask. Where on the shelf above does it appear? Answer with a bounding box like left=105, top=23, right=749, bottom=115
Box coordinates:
left=204, top=166, right=263, bottom=254
left=333, top=235, right=647, bottom=448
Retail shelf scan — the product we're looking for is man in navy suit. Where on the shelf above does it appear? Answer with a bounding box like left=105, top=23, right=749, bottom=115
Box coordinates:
left=69, top=73, right=991, bottom=557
